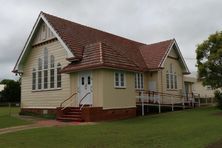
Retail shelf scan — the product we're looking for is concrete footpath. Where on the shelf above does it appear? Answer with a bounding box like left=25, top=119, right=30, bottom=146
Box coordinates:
left=0, top=116, right=94, bottom=135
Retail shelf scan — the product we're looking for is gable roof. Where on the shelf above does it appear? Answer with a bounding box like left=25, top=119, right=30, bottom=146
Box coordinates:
left=13, top=12, right=190, bottom=74
left=139, top=39, right=174, bottom=70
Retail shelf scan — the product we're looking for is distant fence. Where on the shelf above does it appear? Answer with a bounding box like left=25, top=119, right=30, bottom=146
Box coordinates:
left=0, top=102, right=20, bottom=107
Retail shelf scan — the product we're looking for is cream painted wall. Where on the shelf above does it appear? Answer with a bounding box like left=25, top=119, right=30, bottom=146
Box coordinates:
left=21, top=40, right=71, bottom=108
left=193, top=81, right=215, bottom=98
left=160, top=58, right=184, bottom=103
left=144, top=48, right=185, bottom=104
left=101, top=69, right=136, bottom=109
left=92, top=69, right=103, bottom=107
left=69, top=69, right=136, bottom=109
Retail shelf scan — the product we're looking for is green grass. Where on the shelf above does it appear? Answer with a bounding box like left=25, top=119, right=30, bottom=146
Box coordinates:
left=0, top=107, right=222, bottom=147
left=0, top=107, right=31, bottom=128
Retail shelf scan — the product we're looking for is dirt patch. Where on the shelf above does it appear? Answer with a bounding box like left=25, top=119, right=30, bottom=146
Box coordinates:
left=206, top=139, right=222, bottom=148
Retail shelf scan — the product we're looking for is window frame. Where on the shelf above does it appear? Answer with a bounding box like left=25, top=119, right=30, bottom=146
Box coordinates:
left=32, top=68, right=36, bottom=90
left=114, top=71, right=126, bottom=88
left=166, top=63, right=178, bottom=90
left=32, top=49, right=62, bottom=92
left=135, top=73, right=144, bottom=90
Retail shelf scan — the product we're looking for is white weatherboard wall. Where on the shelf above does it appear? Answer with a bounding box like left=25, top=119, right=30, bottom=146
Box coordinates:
left=0, top=84, right=5, bottom=92
left=21, top=39, right=71, bottom=108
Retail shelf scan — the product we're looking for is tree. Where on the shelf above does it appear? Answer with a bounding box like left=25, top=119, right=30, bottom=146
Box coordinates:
left=196, top=31, right=222, bottom=89
left=0, top=79, right=21, bottom=103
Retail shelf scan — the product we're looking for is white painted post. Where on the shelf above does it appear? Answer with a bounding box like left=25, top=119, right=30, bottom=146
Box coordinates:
left=158, top=102, right=161, bottom=113
left=171, top=96, right=174, bottom=111
left=182, top=96, right=185, bottom=109
left=141, top=91, right=144, bottom=116
left=8, top=102, right=11, bottom=116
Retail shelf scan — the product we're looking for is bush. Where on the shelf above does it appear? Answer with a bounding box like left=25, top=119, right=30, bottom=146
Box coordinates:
left=214, top=90, right=222, bottom=109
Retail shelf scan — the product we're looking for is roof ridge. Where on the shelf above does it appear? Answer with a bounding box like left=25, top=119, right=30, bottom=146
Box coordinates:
left=41, top=12, right=145, bottom=46
left=140, top=39, right=174, bottom=48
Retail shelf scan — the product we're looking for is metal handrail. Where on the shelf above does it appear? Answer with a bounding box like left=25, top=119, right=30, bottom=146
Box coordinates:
left=79, top=92, right=91, bottom=110
left=136, top=90, right=193, bottom=105
left=60, top=92, right=77, bottom=109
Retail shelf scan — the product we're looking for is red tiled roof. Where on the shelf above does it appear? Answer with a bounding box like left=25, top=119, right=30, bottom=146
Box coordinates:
left=61, top=42, right=141, bottom=73
left=42, top=12, right=176, bottom=72
left=139, top=40, right=174, bottom=69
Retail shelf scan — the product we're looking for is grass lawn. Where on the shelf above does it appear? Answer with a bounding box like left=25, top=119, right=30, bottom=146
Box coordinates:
left=0, top=107, right=31, bottom=129
left=0, top=107, right=222, bottom=148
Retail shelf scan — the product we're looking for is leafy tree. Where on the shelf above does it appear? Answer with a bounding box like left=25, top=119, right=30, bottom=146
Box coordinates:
left=0, top=79, right=21, bottom=103
left=196, top=31, right=222, bottom=89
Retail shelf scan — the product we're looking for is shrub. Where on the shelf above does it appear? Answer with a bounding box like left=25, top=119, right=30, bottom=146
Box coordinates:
left=214, top=90, right=222, bottom=109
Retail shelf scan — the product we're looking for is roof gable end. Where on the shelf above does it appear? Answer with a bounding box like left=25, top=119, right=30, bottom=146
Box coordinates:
left=160, top=39, right=190, bottom=74
left=13, top=12, right=74, bottom=73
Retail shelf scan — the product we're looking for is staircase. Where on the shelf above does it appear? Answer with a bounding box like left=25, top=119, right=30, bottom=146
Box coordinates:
left=56, top=107, right=83, bottom=122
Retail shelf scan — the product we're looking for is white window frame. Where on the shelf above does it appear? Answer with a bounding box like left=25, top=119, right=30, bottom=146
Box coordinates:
left=166, top=64, right=178, bottom=90
left=114, top=71, right=126, bottom=88
left=135, top=73, right=144, bottom=90
left=32, top=48, right=62, bottom=92
left=32, top=68, right=36, bottom=90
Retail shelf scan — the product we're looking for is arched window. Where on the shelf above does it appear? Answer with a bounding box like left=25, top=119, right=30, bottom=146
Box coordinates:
left=44, top=48, right=48, bottom=69
left=50, top=55, right=55, bottom=68
left=166, top=64, right=178, bottom=90
left=50, top=55, right=55, bottom=88
left=166, top=70, right=169, bottom=89
left=32, top=68, right=36, bottom=90
left=43, top=48, right=48, bottom=89
left=57, top=63, right=62, bottom=88
left=38, top=58, right=42, bottom=89
left=32, top=48, right=61, bottom=91
left=38, top=58, right=42, bottom=70
left=174, top=72, right=177, bottom=89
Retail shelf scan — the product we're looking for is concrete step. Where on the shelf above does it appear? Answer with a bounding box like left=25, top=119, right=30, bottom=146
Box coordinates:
left=57, top=117, right=83, bottom=122
left=62, top=114, right=82, bottom=118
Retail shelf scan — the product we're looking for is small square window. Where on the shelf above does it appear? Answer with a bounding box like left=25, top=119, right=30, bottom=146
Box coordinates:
left=114, top=72, right=125, bottom=88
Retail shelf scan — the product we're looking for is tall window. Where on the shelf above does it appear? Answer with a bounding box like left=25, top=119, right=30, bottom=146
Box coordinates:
left=166, top=71, right=169, bottom=89
left=43, top=48, right=48, bottom=89
left=32, top=68, right=36, bottom=90
left=114, top=72, right=125, bottom=88
left=174, top=72, right=177, bottom=89
left=166, top=64, right=178, bottom=90
left=57, top=63, right=62, bottom=88
left=50, top=55, right=55, bottom=88
left=135, top=73, right=144, bottom=89
left=44, top=48, right=48, bottom=69
left=38, top=58, right=42, bottom=89
left=32, top=48, right=62, bottom=91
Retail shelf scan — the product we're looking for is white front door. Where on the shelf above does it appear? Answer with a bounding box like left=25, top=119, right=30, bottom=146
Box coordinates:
left=78, top=72, right=92, bottom=105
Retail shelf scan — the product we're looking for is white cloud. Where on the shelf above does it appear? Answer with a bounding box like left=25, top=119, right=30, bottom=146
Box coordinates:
left=1, top=0, right=222, bottom=79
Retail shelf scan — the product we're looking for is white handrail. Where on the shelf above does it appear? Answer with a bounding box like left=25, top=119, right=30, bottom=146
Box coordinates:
left=79, top=92, right=91, bottom=110
left=60, top=92, right=78, bottom=110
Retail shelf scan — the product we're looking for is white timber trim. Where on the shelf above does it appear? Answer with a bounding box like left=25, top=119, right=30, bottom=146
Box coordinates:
left=159, top=39, right=190, bottom=74
left=14, top=12, right=74, bottom=72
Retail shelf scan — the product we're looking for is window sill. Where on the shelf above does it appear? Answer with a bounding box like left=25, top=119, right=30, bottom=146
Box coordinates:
left=135, top=88, right=144, bottom=91
left=32, top=88, right=62, bottom=92
left=166, top=89, right=178, bottom=91
left=114, top=86, right=126, bottom=89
